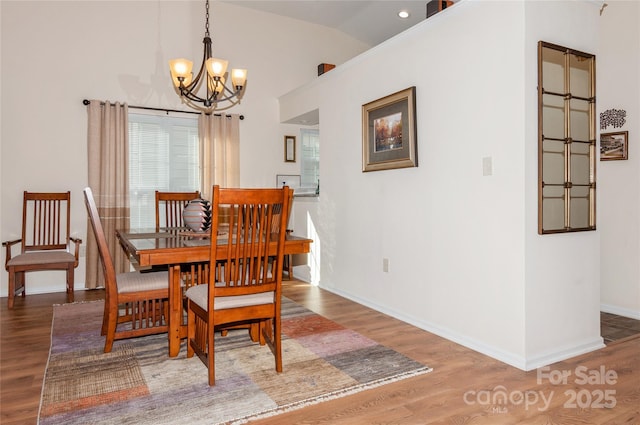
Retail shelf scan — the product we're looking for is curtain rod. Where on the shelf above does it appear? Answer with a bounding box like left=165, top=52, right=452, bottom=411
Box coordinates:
left=82, top=99, right=244, bottom=120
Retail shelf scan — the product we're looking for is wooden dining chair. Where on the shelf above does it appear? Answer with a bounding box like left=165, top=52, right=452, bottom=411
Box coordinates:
left=3, top=191, right=82, bottom=308
left=155, top=190, right=201, bottom=230
left=185, top=185, right=290, bottom=386
left=84, top=187, right=170, bottom=353
left=155, top=190, right=209, bottom=298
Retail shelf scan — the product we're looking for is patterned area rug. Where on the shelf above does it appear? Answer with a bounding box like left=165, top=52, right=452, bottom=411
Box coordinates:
left=39, top=298, right=432, bottom=425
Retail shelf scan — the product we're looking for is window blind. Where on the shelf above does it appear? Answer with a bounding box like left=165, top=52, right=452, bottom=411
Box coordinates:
left=129, top=113, right=200, bottom=228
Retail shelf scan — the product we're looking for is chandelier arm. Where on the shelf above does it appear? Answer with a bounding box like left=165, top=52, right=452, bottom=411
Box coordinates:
left=181, top=95, right=242, bottom=114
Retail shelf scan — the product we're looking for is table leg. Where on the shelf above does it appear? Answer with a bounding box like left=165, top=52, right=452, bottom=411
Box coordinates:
left=168, top=264, right=182, bottom=357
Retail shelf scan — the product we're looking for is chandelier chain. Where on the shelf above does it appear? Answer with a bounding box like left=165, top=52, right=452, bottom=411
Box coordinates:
left=205, top=0, right=210, bottom=37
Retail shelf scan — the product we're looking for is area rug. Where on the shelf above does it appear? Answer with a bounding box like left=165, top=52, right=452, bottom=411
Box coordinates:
left=38, top=298, right=432, bottom=425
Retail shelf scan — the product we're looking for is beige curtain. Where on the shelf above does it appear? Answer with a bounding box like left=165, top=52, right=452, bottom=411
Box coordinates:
left=199, top=113, right=240, bottom=200
left=86, top=100, right=131, bottom=289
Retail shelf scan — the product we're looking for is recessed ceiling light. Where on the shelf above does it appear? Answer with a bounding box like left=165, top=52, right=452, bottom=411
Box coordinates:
left=398, top=10, right=410, bottom=19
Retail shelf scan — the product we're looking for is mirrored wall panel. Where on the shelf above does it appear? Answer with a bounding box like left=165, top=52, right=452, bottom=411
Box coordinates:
left=538, top=41, right=596, bottom=234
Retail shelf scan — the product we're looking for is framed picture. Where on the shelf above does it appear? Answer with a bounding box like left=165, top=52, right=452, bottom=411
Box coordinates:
left=284, top=135, right=296, bottom=162
left=600, top=131, right=628, bottom=161
left=276, top=174, right=301, bottom=191
left=362, top=86, right=417, bottom=172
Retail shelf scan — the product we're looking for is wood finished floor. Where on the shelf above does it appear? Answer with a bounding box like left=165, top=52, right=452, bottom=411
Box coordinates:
left=1, top=281, right=639, bottom=425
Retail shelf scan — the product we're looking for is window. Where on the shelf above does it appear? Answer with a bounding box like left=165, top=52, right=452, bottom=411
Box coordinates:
left=128, top=112, right=200, bottom=228
left=300, top=128, right=319, bottom=194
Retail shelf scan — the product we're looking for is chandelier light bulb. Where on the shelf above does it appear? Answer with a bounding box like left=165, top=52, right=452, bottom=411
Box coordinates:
left=231, top=69, right=247, bottom=89
left=206, top=58, right=228, bottom=78
left=169, top=58, right=193, bottom=87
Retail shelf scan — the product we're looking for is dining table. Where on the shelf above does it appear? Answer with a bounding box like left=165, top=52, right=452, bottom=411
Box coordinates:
left=115, top=227, right=313, bottom=357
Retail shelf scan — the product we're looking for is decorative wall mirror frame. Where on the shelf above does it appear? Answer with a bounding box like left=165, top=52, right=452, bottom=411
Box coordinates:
left=538, top=41, right=596, bottom=235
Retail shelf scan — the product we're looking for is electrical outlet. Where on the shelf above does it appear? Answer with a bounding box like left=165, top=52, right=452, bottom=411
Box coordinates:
left=382, top=258, right=390, bottom=273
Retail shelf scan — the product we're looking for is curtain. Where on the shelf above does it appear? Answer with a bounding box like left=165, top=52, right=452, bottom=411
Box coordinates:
left=86, top=100, right=131, bottom=289
left=199, top=113, right=240, bottom=200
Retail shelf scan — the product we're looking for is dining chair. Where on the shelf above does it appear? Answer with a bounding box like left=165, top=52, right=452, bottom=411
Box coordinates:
left=84, top=187, right=170, bottom=353
left=3, top=191, right=82, bottom=308
left=155, top=190, right=201, bottom=230
left=185, top=185, right=290, bottom=386
left=155, top=190, right=209, bottom=298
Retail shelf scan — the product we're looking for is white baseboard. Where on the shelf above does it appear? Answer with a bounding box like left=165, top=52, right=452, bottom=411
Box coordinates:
left=320, top=284, right=605, bottom=372
left=600, top=303, right=640, bottom=320
left=523, top=337, right=605, bottom=371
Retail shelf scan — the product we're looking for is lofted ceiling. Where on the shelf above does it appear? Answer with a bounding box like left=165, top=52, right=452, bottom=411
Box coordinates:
left=222, top=1, right=451, bottom=125
left=222, top=0, right=438, bottom=46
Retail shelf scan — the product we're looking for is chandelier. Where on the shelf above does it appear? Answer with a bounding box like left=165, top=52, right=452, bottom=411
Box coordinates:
left=168, top=0, right=247, bottom=113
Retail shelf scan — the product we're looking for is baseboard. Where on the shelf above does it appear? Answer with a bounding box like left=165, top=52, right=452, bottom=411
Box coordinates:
left=319, top=284, right=528, bottom=370
left=523, top=337, right=605, bottom=371
left=320, top=284, right=605, bottom=372
left=601, top=303, right=640, bottom=320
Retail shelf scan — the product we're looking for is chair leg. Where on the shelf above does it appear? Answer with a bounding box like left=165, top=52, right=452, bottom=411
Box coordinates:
left=283, top=254, right=293, bottom=280
left=274, top=316, right=282, bottom=373
left=7, top=269, right=15, bottom=309
left=207, top=315, right=216, bottom=386
left=249, top=322, right=262, bottom=344
left=273, top=317, right=282, bottom=372
left=66, top=266, right=75, bottom=303
left=187, top=302, right=195, bottom=358
left=103, top=303, right=117, bottom=353
left=17, top=272, right=26, bottom=298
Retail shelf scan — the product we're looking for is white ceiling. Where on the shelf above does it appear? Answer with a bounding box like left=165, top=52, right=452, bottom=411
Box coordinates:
left=223, top=1, right=437, bottom=46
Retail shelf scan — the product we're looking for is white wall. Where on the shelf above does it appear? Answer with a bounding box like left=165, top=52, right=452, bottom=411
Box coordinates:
left=598, top=1, right=640, bottom=320
left=0, top=0, right=369, bottom=296
left=281, top=0, right=609, bottom=370
left=522, top=0, right=604, bottom=369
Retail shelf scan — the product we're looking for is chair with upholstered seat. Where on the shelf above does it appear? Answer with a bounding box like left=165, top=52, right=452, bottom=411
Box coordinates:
left=3, top=191, right=82, bottom=308
left=185, top=185, right=290, bottom=386
left=155, top=190, right=208, bottom=297
left=84, top=187, right=170, bottom=353
left=155, top=190, right=201, bottom=230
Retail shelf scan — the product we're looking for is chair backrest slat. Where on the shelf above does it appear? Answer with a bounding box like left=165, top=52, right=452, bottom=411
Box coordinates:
left=22, top=191, right=71, bottom=253
left=155, top=191, right=201, bottom=230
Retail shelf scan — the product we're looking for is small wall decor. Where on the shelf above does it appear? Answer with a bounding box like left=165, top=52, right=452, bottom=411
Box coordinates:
left=284, top=136, right=296, bottom=162
left=600, top=108, right=627, bottom=130
left=600, top=131, right=628, bottom=161
left=362, top=87, right=417, bottom=172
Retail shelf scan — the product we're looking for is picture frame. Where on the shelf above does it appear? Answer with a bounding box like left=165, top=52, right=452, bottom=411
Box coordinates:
left=600, top=131, right=628, bottom=161
left=362, top=86, right=417, bottom=172
left=276, top=174, right=301, bottom=192
left=284, top=135, right=296, bottom=162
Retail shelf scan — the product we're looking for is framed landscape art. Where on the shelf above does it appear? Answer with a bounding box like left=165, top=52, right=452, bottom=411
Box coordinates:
left=362, top=86, right=417, bottom=172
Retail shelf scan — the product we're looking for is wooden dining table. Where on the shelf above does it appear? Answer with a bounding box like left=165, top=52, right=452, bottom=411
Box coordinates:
left=116, top=227, right=312, bottom=357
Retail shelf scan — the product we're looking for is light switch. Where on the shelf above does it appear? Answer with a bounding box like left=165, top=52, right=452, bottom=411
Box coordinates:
left=382, top=258, right=390, bottom=273
left=482, top=156, right=492, bottom=176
